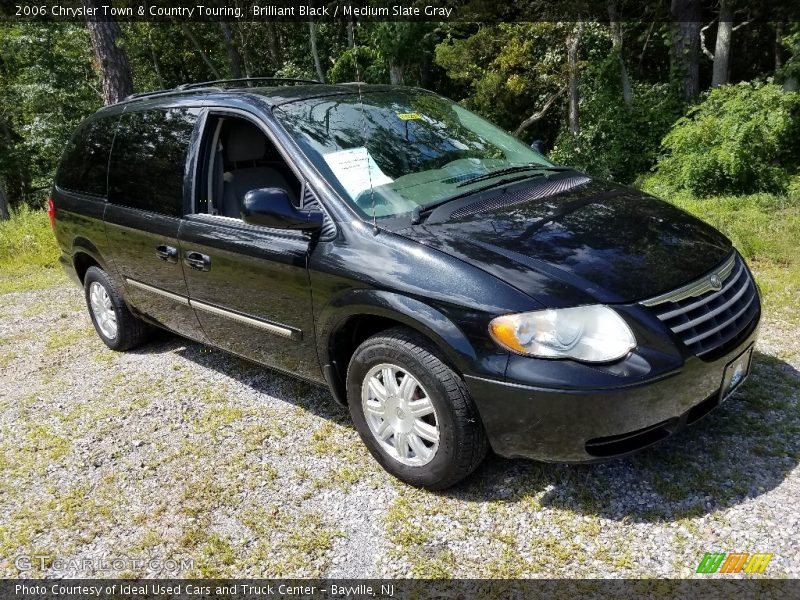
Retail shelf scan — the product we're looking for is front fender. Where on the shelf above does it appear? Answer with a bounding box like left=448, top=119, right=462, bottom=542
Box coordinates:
left=317, top=289, right=480, bottom=376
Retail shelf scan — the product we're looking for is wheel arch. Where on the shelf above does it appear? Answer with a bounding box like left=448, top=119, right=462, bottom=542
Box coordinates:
left=317, top=290, right=478, bottom=406
left=71, top=238, right=109, bottom=284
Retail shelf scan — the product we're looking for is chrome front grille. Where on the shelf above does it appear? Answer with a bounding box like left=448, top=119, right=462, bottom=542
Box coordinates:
left=641, top=253, right=759, bottom=358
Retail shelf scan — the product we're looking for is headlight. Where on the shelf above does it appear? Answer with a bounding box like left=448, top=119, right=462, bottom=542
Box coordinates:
left=489, top=305, right=635, bottom=363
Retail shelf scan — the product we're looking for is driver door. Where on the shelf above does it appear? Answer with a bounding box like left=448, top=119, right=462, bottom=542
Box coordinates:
left=179, top=109, right=319, bottom=379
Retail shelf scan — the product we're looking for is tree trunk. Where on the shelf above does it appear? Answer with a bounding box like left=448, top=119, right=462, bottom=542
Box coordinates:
left=513, top=86, right=567, bottom=136
left=671, top=0, right=701, bottom=100
left=784, top=34, right=799, bottom=91
left=711, top=0, right=733, bottom=87
left=347, top=17, right=355, bottom=48
left=775, top=21, right=784, bottom=71
left=84, top=0, right=133, bottom=105
left=608, top=2, right=633, bottom=105
left=181, top=23, right=222, bottom=79
left=265, top=20, right=281, bottom=69
left=389, top=62, right=405, bottom=85
left=218, top=22, right=243, bottom=79
left=147, top=27, right=164, bottom=88
left=567, top=22, right=584, bottom=135
left=309, top=18, right=326, bottom=83
left=0, top=180, right=9, bottom=221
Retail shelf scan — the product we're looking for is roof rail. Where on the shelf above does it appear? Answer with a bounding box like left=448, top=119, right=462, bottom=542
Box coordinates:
left=121, top=77, right=322, bottom=103
left=177, top=77, right=323, bottom=90
left=121, top=87, right=221, bottom=103
left=125, top=88, right=172, bottom=100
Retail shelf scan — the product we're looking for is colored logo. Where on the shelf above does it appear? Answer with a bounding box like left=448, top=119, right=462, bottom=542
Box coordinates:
left=697, top=552, right=773, bottom=574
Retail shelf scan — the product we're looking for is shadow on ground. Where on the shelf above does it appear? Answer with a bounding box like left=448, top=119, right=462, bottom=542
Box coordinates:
left=455, top=351, right=799, bottom=523
left=137, top=329, right=349, bottom=424
left=136, top=332, right=799, bottom=523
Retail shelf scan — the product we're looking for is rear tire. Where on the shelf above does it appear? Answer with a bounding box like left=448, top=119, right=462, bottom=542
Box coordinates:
left=347, top=327, right=488, bottom=490
left=84, top=266, right=149, bottom=351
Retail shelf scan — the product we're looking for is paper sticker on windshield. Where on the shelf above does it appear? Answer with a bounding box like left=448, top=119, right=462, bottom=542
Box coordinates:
left=397, top=112, right=422, bottom=120
left=322, top=147, right=393, bottom=200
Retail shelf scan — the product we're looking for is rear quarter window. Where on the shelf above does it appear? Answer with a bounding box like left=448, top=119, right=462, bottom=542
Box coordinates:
left=108, top=108, right=199, bottom=217
left=56, top=117, right=117, bottom=197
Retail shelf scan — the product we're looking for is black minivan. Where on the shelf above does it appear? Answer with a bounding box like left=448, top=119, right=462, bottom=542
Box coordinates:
left=51, top=79, right=760, bottom=489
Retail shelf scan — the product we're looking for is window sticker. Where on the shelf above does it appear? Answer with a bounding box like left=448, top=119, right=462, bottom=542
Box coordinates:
left=397, top=112, right=422, bottom=120
left=322, top=147, right=393, bottom=199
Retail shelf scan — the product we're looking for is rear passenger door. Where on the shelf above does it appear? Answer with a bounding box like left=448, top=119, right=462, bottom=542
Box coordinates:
left=104, top=106, right=208, bottom=341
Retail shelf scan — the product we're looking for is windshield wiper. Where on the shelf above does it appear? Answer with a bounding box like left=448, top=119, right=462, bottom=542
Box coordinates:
left=411, top=172, right=544, bottom=225
left=454, top=164, right=571, bottom=188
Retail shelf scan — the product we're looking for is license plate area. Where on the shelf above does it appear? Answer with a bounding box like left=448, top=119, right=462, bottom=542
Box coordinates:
left=720, top=345, right=754, bottom=402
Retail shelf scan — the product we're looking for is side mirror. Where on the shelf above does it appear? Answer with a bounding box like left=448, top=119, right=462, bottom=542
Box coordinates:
left=530, top=140, right=547, bottom=155
left=241, top=188, right=323, bottom=232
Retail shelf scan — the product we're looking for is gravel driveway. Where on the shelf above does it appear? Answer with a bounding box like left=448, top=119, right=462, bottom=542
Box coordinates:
left=1, top=278, right=798, bottom=578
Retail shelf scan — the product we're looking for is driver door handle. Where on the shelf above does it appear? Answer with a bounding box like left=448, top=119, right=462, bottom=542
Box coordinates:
left=184, top=251, right=211, bottom=272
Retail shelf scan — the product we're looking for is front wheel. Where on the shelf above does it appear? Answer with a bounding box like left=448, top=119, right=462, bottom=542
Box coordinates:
left=347, top=327, right=488, bottom=490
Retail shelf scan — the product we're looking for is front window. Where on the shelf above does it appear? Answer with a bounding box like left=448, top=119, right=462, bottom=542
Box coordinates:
left=274, top=90, right=551, bottom=219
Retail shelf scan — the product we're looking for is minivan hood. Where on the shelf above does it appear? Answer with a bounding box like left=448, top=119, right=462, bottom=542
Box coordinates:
left=395, top=177, right=732, bottom=307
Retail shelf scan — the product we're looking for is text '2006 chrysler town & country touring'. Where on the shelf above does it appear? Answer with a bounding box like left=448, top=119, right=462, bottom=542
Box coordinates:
left=50, top=80, right=761, bottom=489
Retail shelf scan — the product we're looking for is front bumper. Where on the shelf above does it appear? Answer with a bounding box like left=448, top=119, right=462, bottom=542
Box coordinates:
left=465, top=322, right=759, bottom=462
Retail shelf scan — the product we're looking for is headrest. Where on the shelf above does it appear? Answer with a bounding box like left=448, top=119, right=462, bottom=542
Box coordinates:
left=225, top=121, right=267, bottom=162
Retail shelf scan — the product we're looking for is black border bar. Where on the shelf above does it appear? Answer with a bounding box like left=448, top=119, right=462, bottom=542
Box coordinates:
left=2, top=579, right=799, bottom=600
left=2, top=0, right=800, bottom=22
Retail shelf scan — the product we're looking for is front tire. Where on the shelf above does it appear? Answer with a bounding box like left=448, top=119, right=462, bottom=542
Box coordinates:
left=347, top=327, right=488, bottom=490
left=84, top=266, right=149, bottom=351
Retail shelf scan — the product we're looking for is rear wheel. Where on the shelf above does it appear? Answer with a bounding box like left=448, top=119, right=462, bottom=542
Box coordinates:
left=347, top=327, right=488, bottom=489
left=84, top=266, right=149, bottom=351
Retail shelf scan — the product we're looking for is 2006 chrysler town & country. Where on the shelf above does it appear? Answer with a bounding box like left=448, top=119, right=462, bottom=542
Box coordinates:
left=51, top=79, right=760, bottom=489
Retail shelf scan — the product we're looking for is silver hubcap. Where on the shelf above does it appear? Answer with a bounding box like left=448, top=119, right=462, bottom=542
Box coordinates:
left=89, top=281, right=118, bottom=340
left=361, top=363, right=439, bottom=467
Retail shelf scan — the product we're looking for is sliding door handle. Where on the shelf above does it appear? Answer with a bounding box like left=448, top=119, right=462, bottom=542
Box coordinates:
left=184, top=251, right=211, bottom=272
left=155, top=244, right=178, bottom=262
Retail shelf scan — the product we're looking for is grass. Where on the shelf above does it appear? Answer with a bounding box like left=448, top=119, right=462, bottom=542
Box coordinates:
left=0, top=205, right=64, bottom=293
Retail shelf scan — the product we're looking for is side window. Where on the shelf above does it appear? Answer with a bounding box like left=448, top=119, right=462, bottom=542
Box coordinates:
left=195, top=114, right=302, bottom=219
left=108, top=108, right=198, bottom=217
left=56, top=118, right=117, bottom=197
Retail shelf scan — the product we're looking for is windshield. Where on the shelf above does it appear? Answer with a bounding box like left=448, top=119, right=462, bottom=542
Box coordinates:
left=274, top=89, right=552, bottom=219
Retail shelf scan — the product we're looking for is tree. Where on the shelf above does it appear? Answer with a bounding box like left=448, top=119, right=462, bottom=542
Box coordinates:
left=671, top=0, right=701, bottom=100
left=218, top=22, right=243, bottom=79
left=567, top=21, right=584, bottom=134
left=181, top=23, right=222, bottom=79
left=0, top=178, right=9, bottom=221
left=308, top=17, right=326, bottom=82
left=711, top=0, right=734, bottom=87
left=84, top=0, right=133, bottom=104
left=608, top=2, right=632, bottom=105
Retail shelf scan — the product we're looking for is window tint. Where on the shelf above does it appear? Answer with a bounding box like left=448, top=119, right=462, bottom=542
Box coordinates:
left=56, top=117, right=117, bottom=196
left=108, top=108, right=198, bottom=217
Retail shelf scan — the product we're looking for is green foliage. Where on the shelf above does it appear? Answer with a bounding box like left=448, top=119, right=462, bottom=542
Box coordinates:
left=0, top=206, right=63, bottom=293
left=0, top=206, right=59, bottom=273
left=328, top=46, right=386, bottom=84
left=550, top=55, right=684, bottom=183
left=435, top=23, right=572, bottom=134
left=776, top=23, right=800, bottom=90
left=0, top=23, right=100, bottom=206
left=646, top=82, right=800, bottom=197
